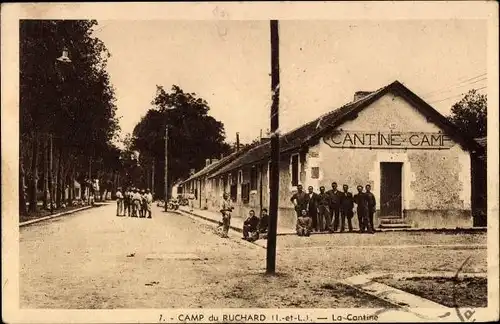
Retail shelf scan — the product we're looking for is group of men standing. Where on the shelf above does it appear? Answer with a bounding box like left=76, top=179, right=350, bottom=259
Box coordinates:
left=115, top=187, right=153, bottom=218
left=291, top=182, right=376, bottom=236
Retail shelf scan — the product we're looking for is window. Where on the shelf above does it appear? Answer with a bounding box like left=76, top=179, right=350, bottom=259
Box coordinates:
left=231, top=172, right=237, bottom=185
left=230, top=184, right=237, bottom=201
left=250, top=166, right=258, bottom=190
left=241, top=183, right=250, bottom=204
left=291, top=154, right=299, bottom=186
left=311, top=167, right=320, bottom=179
left=238, top=170, right=243, bottom=184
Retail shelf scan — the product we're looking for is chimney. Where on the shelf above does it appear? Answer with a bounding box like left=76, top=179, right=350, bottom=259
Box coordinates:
left=205, top=159, right=211, bottom=167
left=236, top=132, right=240, bottom=152
left=211, top=159, right=219, bottom=165
left=353, top=91, right=373, bottom=102
left=220, top=153, right=224, bottom=159
left=190, top=169, right=195, bottom=176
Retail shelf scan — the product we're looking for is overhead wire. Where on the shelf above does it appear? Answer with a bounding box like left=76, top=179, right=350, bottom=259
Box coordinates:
left=427, top=86, right=487, bottom=104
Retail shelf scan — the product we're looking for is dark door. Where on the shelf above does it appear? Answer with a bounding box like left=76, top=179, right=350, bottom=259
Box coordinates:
left=380, top=162, right=403, bottom=217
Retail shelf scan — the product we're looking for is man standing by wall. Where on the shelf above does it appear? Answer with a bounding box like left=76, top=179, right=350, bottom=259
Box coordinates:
left=306, top=186, right=320, bottom=232
left=318, top=186, right=332, bottom=232
left=290, top=184, right=309, bottom=218
left=327, top=182, right=342, bottom=232
left=188, top=189, right=196, bottom=212
left=365, top=184, right=376, bottom=232
left=340, top=184, right=354, bottom=232
left=354, top=185, right=373, bottom=233
left=219, top=192, right=233, bottom=238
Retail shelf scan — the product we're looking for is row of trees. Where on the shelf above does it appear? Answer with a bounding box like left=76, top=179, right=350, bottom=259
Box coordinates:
left=20, top=20, right=122, bottom=215
left=128, top=85, right=232, bottom=199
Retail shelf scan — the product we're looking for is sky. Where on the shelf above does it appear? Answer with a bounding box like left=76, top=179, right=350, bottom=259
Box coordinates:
left=93, top=20, right=487, bottom=145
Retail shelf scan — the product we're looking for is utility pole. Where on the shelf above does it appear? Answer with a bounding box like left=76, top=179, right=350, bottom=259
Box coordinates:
left=267, top=20, right=280, bottom=274
left=164, top=126, right=169, bottom=211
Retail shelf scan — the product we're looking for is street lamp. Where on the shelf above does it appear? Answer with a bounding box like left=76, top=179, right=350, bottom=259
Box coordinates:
left=56, top=47, right=72, bottom=63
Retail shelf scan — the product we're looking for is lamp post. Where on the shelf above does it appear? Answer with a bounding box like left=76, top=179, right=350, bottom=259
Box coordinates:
left=53, top=47, right=72, bottom=214
left=163, top=106, right=177, bottom=212
left=164, top=125, right=169, bottom=212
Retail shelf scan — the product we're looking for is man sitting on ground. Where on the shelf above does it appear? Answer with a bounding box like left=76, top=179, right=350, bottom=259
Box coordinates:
left=296, top=209, right=312, bottom=237
left=242, top=210, right=260, bottom=242
left=258, top=208, right=269, bottom=239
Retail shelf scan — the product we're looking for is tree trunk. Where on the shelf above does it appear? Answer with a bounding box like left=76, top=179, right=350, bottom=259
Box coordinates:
left=28, top=135, right=39, bottom=213
left=48, top=134, right=53, bottom=210
left=42, top=136, right=48, bottom=209
left=56, top=147, right=63, bottom=207
left=19, top=159, right=28, bottom=216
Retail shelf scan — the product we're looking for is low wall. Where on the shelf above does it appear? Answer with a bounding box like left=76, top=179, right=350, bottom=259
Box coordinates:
left=403, top=209, right=473, bottom=228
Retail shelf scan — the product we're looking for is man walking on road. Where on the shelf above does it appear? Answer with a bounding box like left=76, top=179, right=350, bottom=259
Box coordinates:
left=115, top=187, right=124, bottom=216
left=219, top=193, right=233, bottom=238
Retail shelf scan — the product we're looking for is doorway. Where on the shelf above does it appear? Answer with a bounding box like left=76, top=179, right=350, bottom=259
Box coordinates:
left=380, top=162, right=403, bottom=218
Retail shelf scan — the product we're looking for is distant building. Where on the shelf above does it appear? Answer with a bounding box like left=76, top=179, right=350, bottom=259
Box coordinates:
left=182, top=81, right=483, bottom=229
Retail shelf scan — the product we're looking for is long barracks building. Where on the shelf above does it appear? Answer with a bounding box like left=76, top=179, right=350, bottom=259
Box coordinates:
left=180, top=81, right=485, bottom=230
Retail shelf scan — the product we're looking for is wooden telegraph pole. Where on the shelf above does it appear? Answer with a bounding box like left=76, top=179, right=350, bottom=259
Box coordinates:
left=164, top=126, right=169, bottom=212
left=267, top=20, right=280, bottom=274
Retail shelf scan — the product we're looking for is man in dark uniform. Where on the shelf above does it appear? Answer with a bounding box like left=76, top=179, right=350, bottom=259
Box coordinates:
left=258, top=208, right=269, bottom=240
left=296, top=209, right=312, bottom=237
left=243, top=210, right=260, bottom=241
left=327, top=182, right=342, bottom=232
left=290, top=184, right=309, bottom=218
left=306, top=186, right=320, bottom=232
left=124, top=187, right=131, bottom=217
left=365, top=184, right=376, bottom=233
left=354, top=185, right=373, bottom=233
left=340, top=184, right=354, bottom=232
left=318, top=186, right=332, bottom=232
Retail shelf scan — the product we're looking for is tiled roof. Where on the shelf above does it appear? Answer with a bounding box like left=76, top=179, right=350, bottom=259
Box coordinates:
left=208, top=80, right=483, bottom=179
left=181, top=146, right=253, bottom=183
left=208, top=83, right=390, bottom=178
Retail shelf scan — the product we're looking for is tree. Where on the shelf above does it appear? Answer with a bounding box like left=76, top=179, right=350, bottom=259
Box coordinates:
left=131, top=85, right=232, bottom=197
left=20, top=20, right=120, bottom=213
left=447, top=89, right=487, bottom=138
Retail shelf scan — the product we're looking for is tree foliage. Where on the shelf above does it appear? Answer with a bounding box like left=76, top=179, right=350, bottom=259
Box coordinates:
left=447, top=89, right=487, bottom=138
left=131, top=85, right=232, bottom=197
left=20, top=20, right=122, bottom=214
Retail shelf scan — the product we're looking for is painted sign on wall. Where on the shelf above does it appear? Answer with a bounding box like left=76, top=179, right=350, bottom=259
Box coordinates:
left=323, top=131, right=454, bottom=149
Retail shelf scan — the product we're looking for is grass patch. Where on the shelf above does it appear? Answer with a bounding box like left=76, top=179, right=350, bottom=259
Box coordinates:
left=375, top=276, right=487, bottom=308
